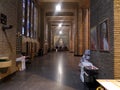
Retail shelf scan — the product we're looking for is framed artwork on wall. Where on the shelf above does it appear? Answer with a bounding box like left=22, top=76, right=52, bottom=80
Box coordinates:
left=90, top=26, right=98, bottom=50
left=99, top=19, right=110, bottom=51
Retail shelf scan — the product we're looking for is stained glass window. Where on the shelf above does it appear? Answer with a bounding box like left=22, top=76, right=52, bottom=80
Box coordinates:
left=22, top=0, right=26, bottom=35
left=30, top=2, right=34, bottom=38
left=22, top=0, right=38, bottom=38
left=27, top=0, right=30, bottom=36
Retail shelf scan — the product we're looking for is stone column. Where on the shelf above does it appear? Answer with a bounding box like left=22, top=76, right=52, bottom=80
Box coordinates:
left=71, top=22, right=74, bottom=52
left=83, top=9, right=90, bottom=50
left=76, top=8, right=90, bottom=56
left=74, top=8, right=84, bottom=56
left=48, top=22, right=51, bottom=51
left=78, top=8, right=83, bottom=55
left=74, top=8, right=79, bottom=55
left=51, top=26, right=54, bottom=51
left=40, top=8, right=44, bottom=49
left=43, top=10, right=48, bottom=54
left=69, top=24, right=72, bottom=52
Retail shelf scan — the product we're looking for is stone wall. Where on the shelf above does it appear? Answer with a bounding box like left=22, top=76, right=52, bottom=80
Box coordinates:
left=90, top=0, right=114, bottom=79
left=0, top=0, right=18, bottom=79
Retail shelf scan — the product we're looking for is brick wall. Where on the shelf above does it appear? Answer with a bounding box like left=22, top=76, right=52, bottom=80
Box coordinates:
left=114, top=0, right=120, bottom=78
left=90, top=0, right=114, bottom=79
left=0, top=0, right=18, bottom=79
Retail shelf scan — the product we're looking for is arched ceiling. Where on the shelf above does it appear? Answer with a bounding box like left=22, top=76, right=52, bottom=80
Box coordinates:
left=36, top=0, right=90, bottom=29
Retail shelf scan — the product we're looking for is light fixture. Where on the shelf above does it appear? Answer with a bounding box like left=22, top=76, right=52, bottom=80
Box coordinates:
left=59, top=31, right=62, bottom=34
left=55, top=4, right=61, bottom=12
left=58, top=23, right=62, bottom=27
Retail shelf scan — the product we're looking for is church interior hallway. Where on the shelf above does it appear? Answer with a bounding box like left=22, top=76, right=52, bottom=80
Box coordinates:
left=0, top=52, right=92, bottom=90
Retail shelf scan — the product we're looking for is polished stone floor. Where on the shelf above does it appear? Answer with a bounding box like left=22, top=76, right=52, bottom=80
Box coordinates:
left=0, top=52, right=97, bottom=90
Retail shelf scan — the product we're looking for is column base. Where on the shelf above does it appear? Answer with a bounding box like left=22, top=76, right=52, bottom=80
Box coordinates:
left=69, top=51, right=74, bottom=53
left=74, top=54, right=83, bottom=57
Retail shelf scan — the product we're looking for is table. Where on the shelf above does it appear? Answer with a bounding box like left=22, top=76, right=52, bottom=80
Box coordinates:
left=84, top=66, right=99, bottom=85
left=84, top=66, right=99, bottom=75
left=97, top=79, right=120, bottom=90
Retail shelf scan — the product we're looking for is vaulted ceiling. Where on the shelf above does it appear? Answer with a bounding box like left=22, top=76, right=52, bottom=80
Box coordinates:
left=36, top=0, right=90, bottom=30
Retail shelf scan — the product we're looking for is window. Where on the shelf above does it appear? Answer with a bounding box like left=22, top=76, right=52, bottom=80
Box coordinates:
left=22, top=0, right=26, bottom=35
left=27, top=0, right=30, bottom=36
left=30, top=2, right=34, bottom=37
left=22, top=0, right=38, bottom=38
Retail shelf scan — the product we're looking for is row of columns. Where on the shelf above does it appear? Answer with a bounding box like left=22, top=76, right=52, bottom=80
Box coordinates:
left=72, top=8, right=90, bottom=56
left=40, top=8, right=90, bottom=56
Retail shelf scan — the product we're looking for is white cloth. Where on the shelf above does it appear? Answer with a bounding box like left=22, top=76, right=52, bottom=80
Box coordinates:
left=82, top=60, right=93, bottom=66
left=16, top=56, right=26, bottom=71
left=80, top=66, right=85, bottom=82
left=85, top=56, right=90, bottom=60
left=79, top=49, right=91, bottom=82
left=80, top=60, right=93, bottom=82
left=84, top=50, right=90, bottom=55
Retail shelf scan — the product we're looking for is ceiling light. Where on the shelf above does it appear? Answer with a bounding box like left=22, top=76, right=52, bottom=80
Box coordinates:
left=56, top=4, right=61, bottom=12
left=58, top=23, right=62, bottom=27
left=59, top=31, right=62, bottom=34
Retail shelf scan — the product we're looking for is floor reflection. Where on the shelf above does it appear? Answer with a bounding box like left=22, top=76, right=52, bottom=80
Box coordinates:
left=57, top=61, right=63, bottom=83
left=0, top=52, right=90, bottom=90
